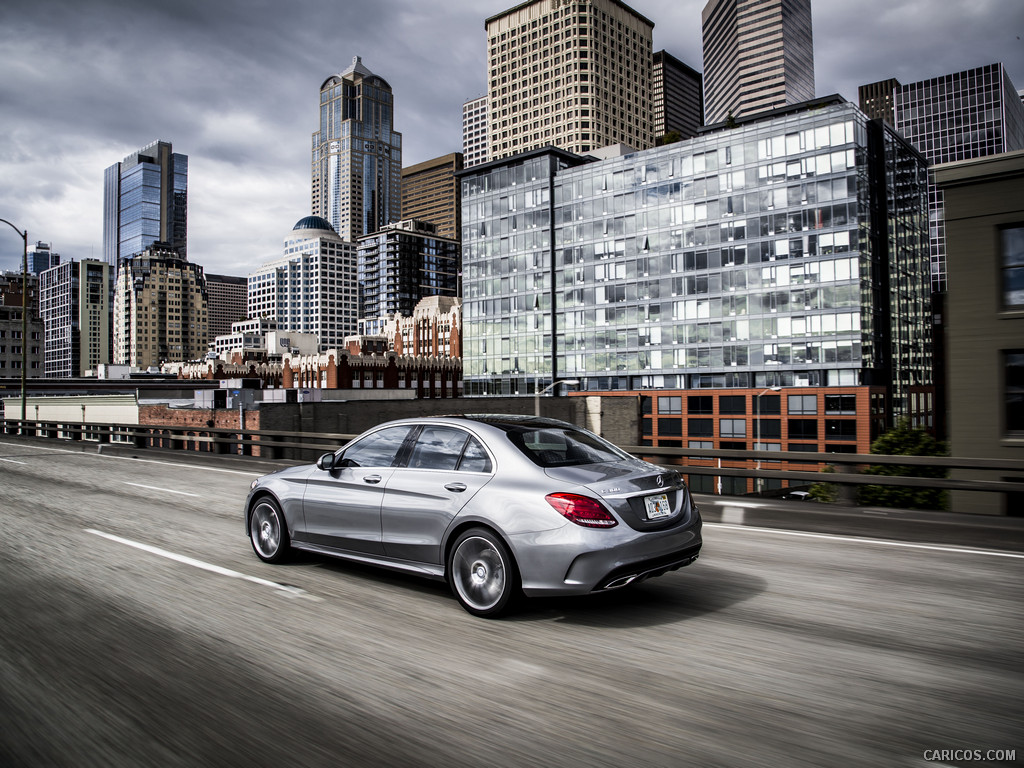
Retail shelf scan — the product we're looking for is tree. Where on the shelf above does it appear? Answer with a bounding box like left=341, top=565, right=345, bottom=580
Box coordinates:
left=856, top=419, right=948, bottom=510
left=656, top=130, right=683, bottom=146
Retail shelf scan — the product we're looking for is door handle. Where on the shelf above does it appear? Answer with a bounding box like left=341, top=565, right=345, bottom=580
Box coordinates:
left=363, top=474, right=382, bottom=484
left=445, top=482, right=467, bottom=492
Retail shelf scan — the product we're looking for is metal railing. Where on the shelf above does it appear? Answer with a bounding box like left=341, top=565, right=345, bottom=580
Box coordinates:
left=2, top=417, right=1022, bottom=501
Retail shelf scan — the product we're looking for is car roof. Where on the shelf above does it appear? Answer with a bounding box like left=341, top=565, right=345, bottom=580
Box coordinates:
left=435, top=413, right=579, bottom=431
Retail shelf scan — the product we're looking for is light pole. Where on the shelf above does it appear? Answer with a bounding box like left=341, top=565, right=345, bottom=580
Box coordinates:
left=534, top=378, right=580, bottom=417
left=754, top=385, right=781, bottom=493
left=0, top=218, right=28, bottom=427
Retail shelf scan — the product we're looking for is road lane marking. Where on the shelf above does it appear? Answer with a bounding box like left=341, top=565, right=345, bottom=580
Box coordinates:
left=0, top=457, right=27, bottom=464
left=706, top=523, right=1024, bottom=559
left=721, top=506, right=745, bottom=524
left=0, top=440, right=263, bottom=477
left=123, top=482, right=200, bottom=497
left=85, top=529, right=320, bottom=600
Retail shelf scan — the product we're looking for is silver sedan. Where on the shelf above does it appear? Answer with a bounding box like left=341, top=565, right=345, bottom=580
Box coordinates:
left=244, top=415, right=702, bottom=617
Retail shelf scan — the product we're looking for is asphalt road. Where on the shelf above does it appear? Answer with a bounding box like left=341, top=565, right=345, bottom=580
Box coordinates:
left=1, top=438, right=1021, bottom=768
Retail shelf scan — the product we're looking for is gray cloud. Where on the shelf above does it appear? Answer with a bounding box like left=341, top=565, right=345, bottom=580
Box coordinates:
left=1, top=0, right=1022, bottom=274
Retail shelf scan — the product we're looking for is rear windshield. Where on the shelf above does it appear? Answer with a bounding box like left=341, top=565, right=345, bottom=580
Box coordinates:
left=506, top=426, right=629, bottom=467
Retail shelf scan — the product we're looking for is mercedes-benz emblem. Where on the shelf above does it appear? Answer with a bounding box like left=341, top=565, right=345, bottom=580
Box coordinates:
left=656, top=474, right=664, bottom=487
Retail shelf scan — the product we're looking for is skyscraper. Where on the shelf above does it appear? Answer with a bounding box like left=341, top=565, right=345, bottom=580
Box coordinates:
left=653, top=50, right=704, bottom=141
left=485, top=0, right=655, bottom=160
left=860, top=63, right=1024, bottom=292
left=311, top=57, right=403, bottom=242
left=401, top=153, right=464, bottom=242
left=702, top=0, right=814, bottom=125
left=462, top=96, right=490, bottom=168
left=103, top=140, right=187, bottom=266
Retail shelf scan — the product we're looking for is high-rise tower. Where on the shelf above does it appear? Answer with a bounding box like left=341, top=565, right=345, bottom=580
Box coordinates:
left=485, top=0, right=655, bottom=160
left=702, top=0, right=814, bottom=125
left=312, top=57, right=403, bottom=242
left=102, top=140, right=187, bottom=266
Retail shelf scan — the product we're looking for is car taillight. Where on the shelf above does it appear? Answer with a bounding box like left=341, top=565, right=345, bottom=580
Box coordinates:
left=545, top=493, right=618, bottom=528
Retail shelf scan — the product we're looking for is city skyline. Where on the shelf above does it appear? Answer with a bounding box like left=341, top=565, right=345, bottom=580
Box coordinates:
left=1, top=0, right=1023, bottom=277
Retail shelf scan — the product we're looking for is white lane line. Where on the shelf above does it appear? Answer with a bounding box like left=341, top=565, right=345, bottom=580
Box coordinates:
left=706, top=523, right=1024, bottom=559
left=85, top=529, right=319, bottom=600
left=0, top=440, right=262, bottom=477
left=123, top=482, right=200, bottom=497
left=0, top=457, right=27, bottom=464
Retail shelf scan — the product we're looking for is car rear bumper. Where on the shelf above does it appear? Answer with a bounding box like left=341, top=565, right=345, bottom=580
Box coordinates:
left=511, top=511, right=702, bottom=597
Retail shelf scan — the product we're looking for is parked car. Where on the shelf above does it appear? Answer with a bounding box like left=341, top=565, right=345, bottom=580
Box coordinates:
left=245, top=414, right=702, bottom=617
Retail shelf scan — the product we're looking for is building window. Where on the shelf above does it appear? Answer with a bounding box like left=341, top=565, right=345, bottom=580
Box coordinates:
left=657, top=395, right=681, bottom=414
left=687, top=395, right=713, bottom=414
left=658, top=418, right=683, bottom=436
left=825, top=395, right=857, bottom=414
left=753, top=419, right=781, bottom=440
left=825, top=419, right=857, bottom=440
left=788, top=419, right=818, bottom=439
left=788, top=394, right=817, bottom=414
left=720, top=395, right=746, bottom=414
left=756, top=394, right=781, bottom=415
left=688, top=418, right=713, bottom=437
left=720, top=418, right=746, bottom=438
left=1006, top=350, right=1024, bottom=436
left=1002, top=225, right=1024, bottom=308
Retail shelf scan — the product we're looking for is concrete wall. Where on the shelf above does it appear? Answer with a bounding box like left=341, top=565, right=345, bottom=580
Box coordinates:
left=255, top=395, right=641, bottom=445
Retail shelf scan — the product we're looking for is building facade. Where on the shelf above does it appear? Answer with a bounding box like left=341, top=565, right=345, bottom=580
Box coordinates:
left=113, top=245, right=208, bottom=368
left=460, top=98, right=931, bottom=435
left=356, top=219, right=459, bottom=331
left=0, top=305, right=44, bottom=380
left=39, top=259, right=112, bottom=378
left=653, top=50, right=703, bottom=142
left=860, top=63, right=1024, bottom=292
left=935, top=149, right=1024, bottom=515
left=702, top=0, right=815, bottom=125
left=248, top=216, right=359, bottom=351
left=28, top=242, right=60, bottom=275
left=463, top=96, right=490, bottom=168
left=311, top=57, right=403, bottom=242
left=205, top=273, right=247, bottom=342
left=485, top=0, right=655, bottom=160
left=103, top=140, right=187, bottom=266
left=401, top=153, right=464, bottom=242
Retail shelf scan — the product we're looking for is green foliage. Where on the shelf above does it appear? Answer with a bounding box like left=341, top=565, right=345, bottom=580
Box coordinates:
left=724, top=112, right=738, bottom=129
left=856, top=419, right=948, bottom=510
left=656, top=131, right=683, bottom=146
left=808, top=464, right=839, bottom=503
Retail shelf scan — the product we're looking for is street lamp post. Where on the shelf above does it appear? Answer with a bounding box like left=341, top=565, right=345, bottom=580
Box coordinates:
left=534, top=377, right=580, bottom=417
left=0, top=218, right=28, bottom=428
left=754, top=385, right=781, bottom=493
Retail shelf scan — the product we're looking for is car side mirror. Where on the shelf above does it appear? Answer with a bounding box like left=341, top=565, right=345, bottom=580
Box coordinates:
left=316, top=452, right=336, bottom=471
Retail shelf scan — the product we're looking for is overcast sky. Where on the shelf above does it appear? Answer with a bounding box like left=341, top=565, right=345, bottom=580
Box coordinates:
left=1, top=0, right=1022, bottom=276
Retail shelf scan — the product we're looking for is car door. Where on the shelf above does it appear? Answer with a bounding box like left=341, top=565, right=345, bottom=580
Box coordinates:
left=301, top=424, right=415, bottom=555
left=381, top=426, right=494, bottom=564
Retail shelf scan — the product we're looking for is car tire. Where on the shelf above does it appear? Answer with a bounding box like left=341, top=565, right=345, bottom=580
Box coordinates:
left=447, top=528, right=519, bottom=618
left=249, top=498, right=290, bottom=564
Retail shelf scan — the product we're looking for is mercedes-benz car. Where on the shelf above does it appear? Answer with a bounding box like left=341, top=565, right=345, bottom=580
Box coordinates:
left=244, top=415, right=701, bottom=617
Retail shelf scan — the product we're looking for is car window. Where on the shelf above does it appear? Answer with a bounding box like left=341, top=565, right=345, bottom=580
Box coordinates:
left=508, top=427, right=628, bottom=467
left=457, top=437, right=492, bottom=473
left=407, top=426, right=469, bottom=471
left=342, top=426, right=414, bottom=468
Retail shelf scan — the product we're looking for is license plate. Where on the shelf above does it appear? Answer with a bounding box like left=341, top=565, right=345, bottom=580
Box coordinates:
left=644, top=493, right=672, bottom=520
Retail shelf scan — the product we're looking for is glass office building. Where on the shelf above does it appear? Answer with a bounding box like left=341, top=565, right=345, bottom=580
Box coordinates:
left=102, top=141, right=187, bottom=266
left=312, top=57, right=402, bottom=243
left=461, top=97, right=932, bottom=425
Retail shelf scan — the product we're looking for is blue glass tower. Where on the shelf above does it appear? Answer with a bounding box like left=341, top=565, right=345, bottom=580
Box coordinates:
left=102, top=140, right=188, bottom=265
